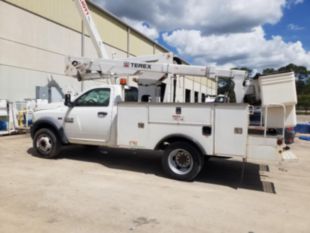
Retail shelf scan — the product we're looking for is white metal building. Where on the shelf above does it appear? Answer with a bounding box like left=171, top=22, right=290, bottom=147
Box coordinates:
left=0, top=0, right=217, bottom=103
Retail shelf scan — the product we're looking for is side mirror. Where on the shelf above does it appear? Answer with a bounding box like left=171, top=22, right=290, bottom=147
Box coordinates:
left=64, top=94, right=73, bottom=107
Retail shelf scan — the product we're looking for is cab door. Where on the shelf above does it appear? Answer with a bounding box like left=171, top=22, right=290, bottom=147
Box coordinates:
left=64, top=88, right=112, bottom=145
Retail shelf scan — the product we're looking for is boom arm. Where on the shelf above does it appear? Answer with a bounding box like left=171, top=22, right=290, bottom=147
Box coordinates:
left=69, top=0, right=249, bottom=103
left=75, top=0, right=109, bottom=59
left=65, top=56, right=247, bottom=81
left=71, top=0, right=247, bottom=82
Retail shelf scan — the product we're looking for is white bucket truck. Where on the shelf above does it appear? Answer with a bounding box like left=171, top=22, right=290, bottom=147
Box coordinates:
left=30, top=0, right=297, bottom=181
left=30, top=71, right=297, bottom=181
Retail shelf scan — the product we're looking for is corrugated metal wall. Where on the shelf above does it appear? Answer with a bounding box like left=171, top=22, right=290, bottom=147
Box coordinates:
left=3, top=0, right=164, bottom=56
left=0, top=0, right=217, bottom=102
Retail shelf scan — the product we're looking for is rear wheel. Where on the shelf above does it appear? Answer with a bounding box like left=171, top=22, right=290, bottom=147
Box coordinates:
left=162, top=142, right=204, bottom=181
left=33, top=128, right=61, bottom=158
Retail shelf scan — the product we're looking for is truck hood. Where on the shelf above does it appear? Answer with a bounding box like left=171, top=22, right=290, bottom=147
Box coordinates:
left=34, top=102, right=65, bottom=111
left=33, top=106, right=68, bottom=123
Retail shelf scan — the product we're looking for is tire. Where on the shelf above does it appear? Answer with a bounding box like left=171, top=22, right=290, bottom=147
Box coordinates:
left=33, top=128, right=61, bottom=158
left=162, top=142, right=204, bottom=181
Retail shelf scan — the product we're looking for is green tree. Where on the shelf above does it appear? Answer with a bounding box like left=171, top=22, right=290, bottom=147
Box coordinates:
left=298, top=95, right=310, bottom=113
left=262, top=68, right=275, bottom=75
left=296, top=80, right=305, bottom=95
left=260, top=63, right=310, bottom=95
left=278, top=63, right=308, bottom=75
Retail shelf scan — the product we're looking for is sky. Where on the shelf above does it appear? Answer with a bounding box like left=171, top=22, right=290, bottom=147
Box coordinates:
left=92, top=0, right=310, bottom=71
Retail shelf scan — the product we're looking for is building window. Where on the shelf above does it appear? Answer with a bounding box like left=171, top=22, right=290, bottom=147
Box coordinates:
left=201, top=93, right=206, bottom=103
left=185, top=89, right=191, bottom=103
left=194, top=91, right=199, bottom=103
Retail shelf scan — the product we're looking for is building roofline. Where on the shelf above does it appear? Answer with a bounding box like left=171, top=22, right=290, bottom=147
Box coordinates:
left=88, top=1, right=168, bottom=52
left=88, top=0, right=189, bottom=65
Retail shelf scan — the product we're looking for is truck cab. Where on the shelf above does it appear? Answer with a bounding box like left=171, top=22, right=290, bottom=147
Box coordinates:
left=31, top=85, right=130, bottom=152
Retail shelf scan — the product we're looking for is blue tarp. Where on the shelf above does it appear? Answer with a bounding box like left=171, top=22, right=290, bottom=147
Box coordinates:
left=299, top=136, right=310, bottom=141
left=0, top=121, right=7, bottom=131
left=295, top=123, right=310, bottom=134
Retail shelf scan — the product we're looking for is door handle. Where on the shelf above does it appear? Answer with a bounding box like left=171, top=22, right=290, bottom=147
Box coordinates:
left=97, top=112, right=108, bottom=118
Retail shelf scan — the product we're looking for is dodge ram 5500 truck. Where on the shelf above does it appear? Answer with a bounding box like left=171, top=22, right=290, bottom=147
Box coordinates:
left=31, top=84, right=289, bottom=181
left=30, top=0, right=296, bottom=181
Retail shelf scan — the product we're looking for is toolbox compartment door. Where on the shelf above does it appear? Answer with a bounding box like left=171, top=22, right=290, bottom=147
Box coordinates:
left=214, top=104, right=248, bottom=157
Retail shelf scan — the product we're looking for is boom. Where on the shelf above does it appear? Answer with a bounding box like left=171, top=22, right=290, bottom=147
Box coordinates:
left=70, top=0, right=249, bottom=103
left=75, top=0, right=109, bottom=59
left=65, top=56, right=247, bottom=81
left=71, top=0, right=247, bottom=82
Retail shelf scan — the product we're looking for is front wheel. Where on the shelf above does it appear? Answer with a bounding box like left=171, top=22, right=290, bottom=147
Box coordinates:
left=33, top=128, right=61, bottom=158
left=162, top=142, right=204, bottom=181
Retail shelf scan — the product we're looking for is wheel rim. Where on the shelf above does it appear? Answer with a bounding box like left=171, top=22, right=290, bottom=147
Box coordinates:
left=168, top=149, right=194, bottom=175
left=36, top=134, right=53, bottom=154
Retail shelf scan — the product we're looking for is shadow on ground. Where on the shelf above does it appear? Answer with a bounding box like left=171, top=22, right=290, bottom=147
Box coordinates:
left=27, top=145, right=275, bottom=194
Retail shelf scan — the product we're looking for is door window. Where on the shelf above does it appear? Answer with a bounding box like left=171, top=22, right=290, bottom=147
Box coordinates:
left=75, top=88, right=110, bottom=106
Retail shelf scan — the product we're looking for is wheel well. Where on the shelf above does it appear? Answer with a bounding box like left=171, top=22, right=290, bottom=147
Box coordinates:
left=155, top=136, right=205, bottom=156
left=32, top=122, right=66, bottom=144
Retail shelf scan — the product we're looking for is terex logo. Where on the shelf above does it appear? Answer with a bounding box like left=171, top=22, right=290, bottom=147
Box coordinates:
left=123, top=62, right=152, bottom=69
left=131, top=63, right=152, bottom=69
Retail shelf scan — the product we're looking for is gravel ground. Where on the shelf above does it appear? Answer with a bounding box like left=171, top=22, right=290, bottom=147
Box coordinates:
left=0, top=134, right=310, bottom=233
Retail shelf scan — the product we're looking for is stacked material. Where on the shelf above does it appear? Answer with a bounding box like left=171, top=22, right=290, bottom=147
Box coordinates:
left=295, top=122, right=310, bottom=141
left=0, top=100, right=8, bottom=131
left=299, top=135, right=310, bottom=141
left=295, top=123, right=310, bottom=134
left=0, top=121, right=7, bottom=130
